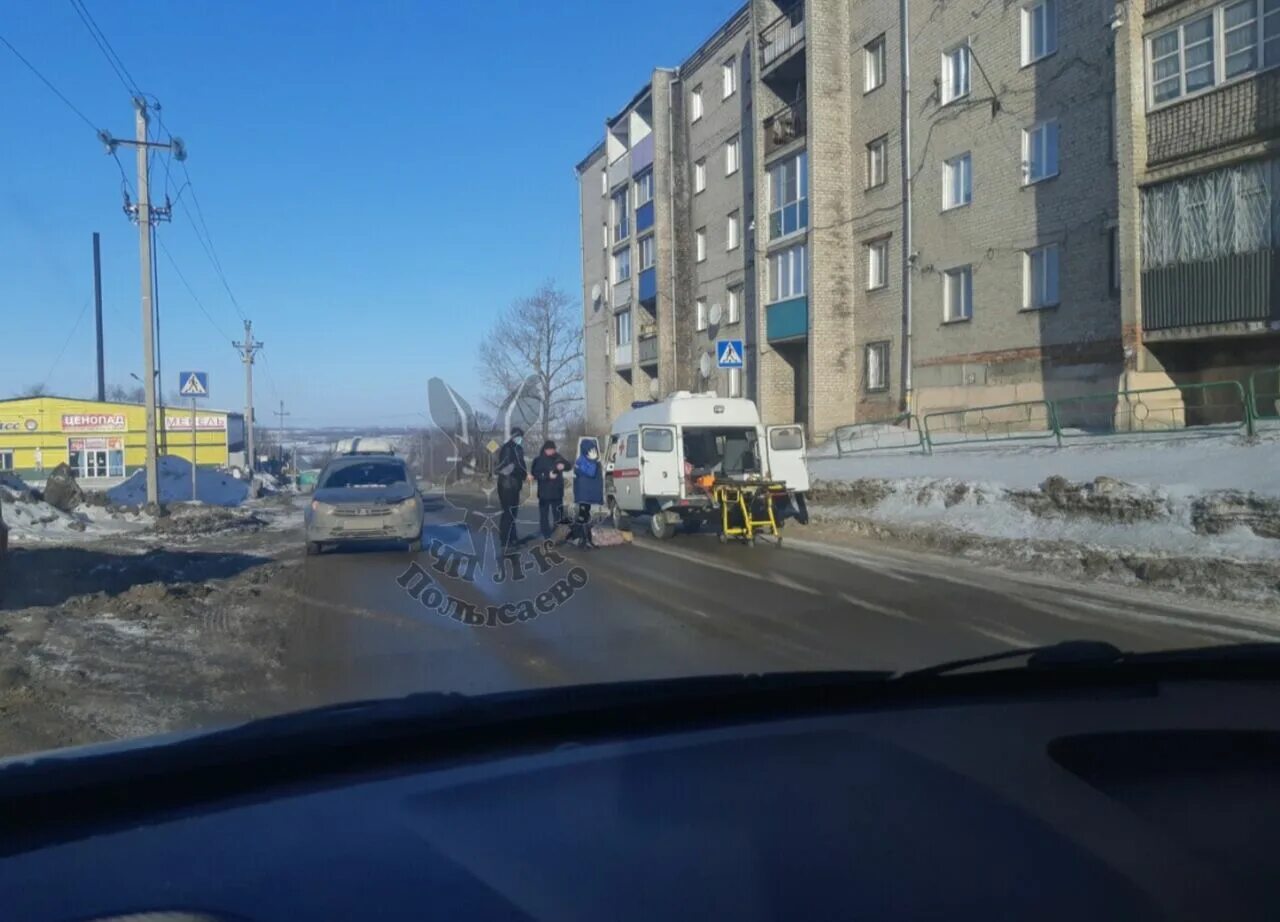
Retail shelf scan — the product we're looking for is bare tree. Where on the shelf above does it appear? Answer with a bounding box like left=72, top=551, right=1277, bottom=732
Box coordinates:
left=477, top=281, right=583, bottom=443
left=17, top=383, right=49, bottom=397
left=105, top=383, right=145, bottom=404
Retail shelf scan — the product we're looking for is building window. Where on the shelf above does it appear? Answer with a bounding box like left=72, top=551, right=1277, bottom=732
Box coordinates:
left=943, top=265, right=973, bottom=321
left=941, top=42, right=971, bottom=104
left=1021, top=0, right=1059, bottom=65
left=727, top=285, right=741, bottom=322
left=0, top=449, right=12, bottom=471
left=613, top=246, right=631, bottom=283
left=1022, top=119, right=1060, bottom=184
left=723, top=55, right=737, bottom=98
left=696, top=298, right=708, bottom=331
left=727, top=210, right=741, bottom=250
left=696, top=227, right=707, bottom=262
left=1023, top=244, right=1061, bottom=309
left=768, top=242, right=808, bottom=302
left=634, top=169, right=654, bottom=207
left=600, top=169, right=607, bottom=196
left=727, top=367, right=742, bottom=398
left=616, top=309, right=632, bottom=346
left=768, top=150, right=808, bottom=239
left=1109, top=226, right=1121, bottom=294
left=611, top=187, right=630, bottom=242
left=691, top=84, right=703, bottom=121
left=864, top=341, right=890, bottom=392
left=725, top=134, right=741, bottom=175
left=639, top=234, right=655, bottom=271
left=866, top=238, right=889, bottom=290
left=943, top=152, right=972, bottom=209
left=601, top=224, right=608, bottom=250
left=1147, top=1, right=1280, bottom=106
left=866, top=135, right=888, bottom=188
left=694, top=159, right=707, bottom=193
left=865, top=34, right=886, bottom=92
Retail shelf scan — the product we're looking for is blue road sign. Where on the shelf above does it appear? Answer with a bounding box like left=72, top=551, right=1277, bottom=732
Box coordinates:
left=178, top=371, right=209, bottom=398
left=716, top=339, right=744, bottom=369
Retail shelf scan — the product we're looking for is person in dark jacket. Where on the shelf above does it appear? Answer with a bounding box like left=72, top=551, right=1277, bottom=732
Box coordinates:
left=530, top=439, right=570, bottom=538
left=495, top=427, right=528, bottom=548
left=570, top=439, right=604, bottom=548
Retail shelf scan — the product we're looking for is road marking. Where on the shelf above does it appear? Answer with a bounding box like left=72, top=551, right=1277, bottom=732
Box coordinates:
left=783, top=539, right=920, bottom=584
left=968, top=624, right=1034, bottom=647
left=632, top=539, right=819, bottom=594
left=839, top=592, right=917, bottom=621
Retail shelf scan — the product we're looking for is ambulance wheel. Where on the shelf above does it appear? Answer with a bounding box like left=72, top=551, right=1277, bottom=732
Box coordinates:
left=650, top=511, right=677, bottom=540
left=609, top=499, right=627, bottom=531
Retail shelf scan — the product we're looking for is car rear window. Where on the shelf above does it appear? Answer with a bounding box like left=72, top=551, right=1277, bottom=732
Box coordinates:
left=320, top=460, right=408, bottom=489
left=642, top=428, right=674, bottom=452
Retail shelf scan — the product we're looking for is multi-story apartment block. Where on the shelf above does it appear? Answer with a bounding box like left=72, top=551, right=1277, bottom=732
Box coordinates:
left=1116, top=0, right=1280, bottom=394
left=576, top=0, right=1277, bottom=440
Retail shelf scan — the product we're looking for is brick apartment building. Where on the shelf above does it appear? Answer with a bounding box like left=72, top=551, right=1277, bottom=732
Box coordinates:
left=576, top=0, right=1279, bottom=439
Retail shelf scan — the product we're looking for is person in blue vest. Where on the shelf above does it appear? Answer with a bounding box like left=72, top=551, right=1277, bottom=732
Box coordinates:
left=571, top=438, right=603, bottom=548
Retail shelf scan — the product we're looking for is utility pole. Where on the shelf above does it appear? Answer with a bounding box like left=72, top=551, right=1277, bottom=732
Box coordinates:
left=898, top=0, right=915, bottom=414
left=233, top=319, right=263, bottom=473
left=99, top=99, right=184, bottom=506
left=274, top=400, right=290, bottom=471
left=93, top=232, right=105, bottom=402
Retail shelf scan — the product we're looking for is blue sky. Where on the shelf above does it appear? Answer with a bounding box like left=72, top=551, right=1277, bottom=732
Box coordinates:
left=0, top=0, right=739, bottom=426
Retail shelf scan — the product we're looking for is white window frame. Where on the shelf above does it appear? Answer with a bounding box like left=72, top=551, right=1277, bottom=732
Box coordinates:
left=866, top=135, right=888, bottom=188
left=723, top=55, right=737, bottom=98
left=865, top=34, right=886, bottom=92
left=696, top=227, right=707, bottom=262
left=694, top=158, right=707, bottom=193
left=601, top=224, right=608, bottom=250
left=1022, top=119, right=1060, bottom=185
left=634, top=169, right=654, bottom=207
left=1022, top=244, right=1061, bottom=310
left=1144, top=1, right=1280, bottom=109
left=613, top=246, right=631, bottom=284
left=727, top=210, right=741, bottom=250
left=696, top=297, right=708, bottom=331
left=864, top=341, right=890, bottom=392
left=866, top=237, right=889, bottom=291
left=727, top=285, right=741, bottom=323
left=1021, top=0, right=1059, bottom=66
left=639, top=234, right=655, bottom=271
left=600, top=169, right=607, bottom=196
left=611, top=187, right=630, bottom=242
left=768, top=150, right=809, bottom=240
left=941, top=42, right=971, bottom=105
left=725, top=134, right=741, bottom=175
left=768, top=242, right=808, bottom=303
left=943, top=151, right=973, bottom=210
left=616, top=309, right=632, bottom=346
left=943, top=265, right=973, bottom=322
left=691, top=84, right=704, bottom=121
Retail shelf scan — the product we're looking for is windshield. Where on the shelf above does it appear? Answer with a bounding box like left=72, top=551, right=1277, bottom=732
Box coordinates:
left=0, top=0, right=1277, bottom=771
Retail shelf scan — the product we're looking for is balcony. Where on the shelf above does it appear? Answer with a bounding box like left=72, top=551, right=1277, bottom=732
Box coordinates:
left=766, top=296, right=808, bottom=343
left=760, top=2, right=804, bottom=73
left=763, top=98, right=806, bottom=157
left=636, top=201, right=654, bottom=233
left=638, top=266, right=658, bottom=303
left=631, top=134, right=654, bottom=175
left=638, top=333, right=659, bottom=366
left=1143, top=249, right=1280, bottom=333
left=614, top=342, right=633, bottom=369
left=1147, top=69, right=1280, bottom=168
left=612, top=276, right=632, bottom=309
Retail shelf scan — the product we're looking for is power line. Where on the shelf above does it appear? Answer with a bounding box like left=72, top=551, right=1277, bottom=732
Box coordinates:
left=176, top=160, right=248, bottom=322
left=39, top=299, right=94, bottom=391
left=0, top=31, right=100, bottom=131
left=154, top=235, right=235, bottom=343
left=67, top=0, right=140, bottom=97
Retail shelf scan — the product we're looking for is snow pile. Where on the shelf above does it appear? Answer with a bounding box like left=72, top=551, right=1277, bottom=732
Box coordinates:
left=0, top=480, right=88, bottom=540
left=107, top=456, right=249, bottom=508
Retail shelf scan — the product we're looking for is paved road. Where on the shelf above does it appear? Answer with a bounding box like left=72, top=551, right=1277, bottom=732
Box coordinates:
left=276, top=490, right=1280, bottom=709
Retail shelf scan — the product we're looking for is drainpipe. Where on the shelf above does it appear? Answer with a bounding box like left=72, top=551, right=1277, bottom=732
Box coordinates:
left=574, top=166, right=600, bottom=430
left=660, top=67, right=680, bottom=395
left=899, top=0, right=914, bottom=413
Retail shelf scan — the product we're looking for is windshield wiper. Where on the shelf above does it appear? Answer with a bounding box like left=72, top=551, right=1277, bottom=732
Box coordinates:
left=897, top=640, right=1127, bottom=680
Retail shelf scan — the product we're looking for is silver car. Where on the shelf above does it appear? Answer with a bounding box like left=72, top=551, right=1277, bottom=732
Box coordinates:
left=304, top=454, right=423, bottom=555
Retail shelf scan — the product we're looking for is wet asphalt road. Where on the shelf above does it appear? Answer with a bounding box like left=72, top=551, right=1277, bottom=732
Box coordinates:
left=278, top=490, right=1280, bottom=708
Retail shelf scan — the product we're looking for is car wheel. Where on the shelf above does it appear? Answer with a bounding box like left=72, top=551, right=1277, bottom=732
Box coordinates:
left=650, top=511, right=677, bottom=540
left=305, top=541, right=322, bottom=556
left=407, top=537, right=423, bottom=553
left=609, top=499, right=627, bottom=531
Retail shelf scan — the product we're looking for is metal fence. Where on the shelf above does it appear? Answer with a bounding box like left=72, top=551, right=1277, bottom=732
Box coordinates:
left=1249, top=367, right=1280, bottom=430
left=1054, top=381, right=1250, bottom=441
left=833, top=413, right=927, bottom=457
left=921, top=401, right=1061, bottom=452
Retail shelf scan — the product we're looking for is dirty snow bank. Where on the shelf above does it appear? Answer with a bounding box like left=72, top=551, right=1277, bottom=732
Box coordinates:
left=107, top=456, right=249, bottom=507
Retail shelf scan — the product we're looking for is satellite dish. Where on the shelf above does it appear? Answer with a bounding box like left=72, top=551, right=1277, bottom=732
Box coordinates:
left=708, top=303, right=723, bottom=326
left=590, top=282, right=602, bottom=304
left=699, top=353, right=712, bottom=378
left=648, top=378, right=660, bottom=398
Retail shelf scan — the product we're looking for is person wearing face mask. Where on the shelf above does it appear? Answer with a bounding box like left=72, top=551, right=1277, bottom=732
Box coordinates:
left=495, top=427, right=528, bottom=548
left=530, top=439, right=570, bottom=539
left=571, top=438, right=604, bottom=548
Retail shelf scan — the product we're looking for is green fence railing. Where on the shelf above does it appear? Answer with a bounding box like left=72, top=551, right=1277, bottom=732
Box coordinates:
left=922, top=400, right=1061, bottom=453
left=1248, top=366, right=1280, bottom=430
left=1054, top=381, right=1250, bottom=440
left=832, top=413, right=927, bottom=457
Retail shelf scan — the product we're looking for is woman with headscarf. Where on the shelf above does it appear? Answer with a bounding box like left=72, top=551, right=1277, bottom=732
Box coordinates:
left=571, top=438, right=604, bottom=548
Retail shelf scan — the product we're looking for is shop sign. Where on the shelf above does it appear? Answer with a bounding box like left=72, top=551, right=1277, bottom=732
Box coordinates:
left=68, top=437, right=124, bottom=451
left=165, top=414, right=226, bottom=431
left=0, top=419, right=38, bottom=432
left=62, top=413, right=127, bottom=432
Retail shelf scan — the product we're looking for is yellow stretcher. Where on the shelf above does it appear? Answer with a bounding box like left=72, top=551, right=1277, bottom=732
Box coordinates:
left=712, top=479, right=789, bottom=545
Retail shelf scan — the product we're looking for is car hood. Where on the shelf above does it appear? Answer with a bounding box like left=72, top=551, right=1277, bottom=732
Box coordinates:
left=313, top=483, right=416, bottom=505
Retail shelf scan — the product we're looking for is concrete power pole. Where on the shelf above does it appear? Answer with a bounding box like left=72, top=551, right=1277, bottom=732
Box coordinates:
left=274, top=400, right=290, bottom=470
left=233, top=320, right=263, bottom=472
left=100, top=99, right=184, bottom=505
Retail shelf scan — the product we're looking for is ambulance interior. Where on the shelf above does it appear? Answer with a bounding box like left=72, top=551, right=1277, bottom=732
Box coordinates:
left=681, top=427, right=761, bottom=486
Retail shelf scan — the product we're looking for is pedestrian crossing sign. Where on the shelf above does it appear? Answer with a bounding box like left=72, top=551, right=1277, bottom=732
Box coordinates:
left=178, top=371, right=209, bottom=398
left=716, top=340, right=744, bottom=369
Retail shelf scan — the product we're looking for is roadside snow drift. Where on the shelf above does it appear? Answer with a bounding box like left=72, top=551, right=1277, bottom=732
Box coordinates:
left=108, top=456, right=249, bottom=507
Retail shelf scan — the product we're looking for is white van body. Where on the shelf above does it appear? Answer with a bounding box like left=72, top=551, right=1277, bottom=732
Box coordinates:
left=604, top=392, right=809, bottom=528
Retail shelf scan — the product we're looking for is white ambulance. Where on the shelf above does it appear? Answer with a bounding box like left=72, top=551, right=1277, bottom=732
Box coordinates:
left=603, top=391, right=810, bottom=539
